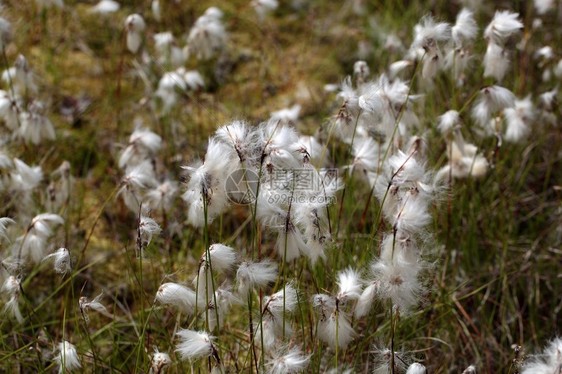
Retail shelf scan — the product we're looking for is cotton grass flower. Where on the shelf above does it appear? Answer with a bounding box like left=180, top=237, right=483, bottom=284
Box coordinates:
left=182, top=139, right=232, bottom=227
left=175, top=329, right=218, bottom=362
left=119, top=127, right=162, bottom=169
left=349, top=136, right=380, bottom=177
left=504, top=96, right=534, bottom=143
left=266, top=346, right=310, bottom=374
left=406, top=363, right=427, bottom=373
left=314, top=303, right=355, bottom=349
left=207, top=287, right=239, bottom=331
left=155, top=282, right=198, bottom=315
left=437, top=110, right=461, bottom=136
left=118, top=161, right=157, bottom=213
left=274, top=220, right=309, bottom=262
left=411, top=15, right=451, bottom=52
left=215, top=120, right=253, bottom=163
left=144, top=180, right=178, bottom=212
left=484, top=11, right=523, bottom=45
left=437, top=139, right=489, bottom=180
left=203, top=244, right=238, bottom=272
left=125, top=14, right=145, bottom=54
left=43, top=247, right=71, bottom=275
left=372, top=345, right=408, bottom=374
left=410, top=15, right=451, bottom=80
left=2, top=275, right=23, bottom=323
left=2, top=55, right=38, bottom=96
left=520, top=337, right=562, bottom=374
left=483, top=42, right=510, bottom=81
left=151, top=0, right=161, bottom=22
left=357, top=235, right=425, bottom=316
left=252, top=0, right=278, bottom=21
left=150, top=348, right=171, bottom=374
left=336, top=268, right=362, bottom=303
left=270, top=104, right=301, bottom=124
left=312, top=268, right=362, bottom=349
left=353, top=60, right=370, bottom=84
left=256, top=283, right=298, bottom=350
left=89, top=0, right=120, bottom=14
left=55, top=341, right=81, bottom=373
left=534, top=0, right=556, bottom=15
left=263, top=283, right=298, bottom=317
left=18, top=101, right=55, bottom=145
left=0, top=217, right=15, bottom=241
left=79, top=292, right=107, bottom=324
left=186, top=7, right=227, bottom=60
left=139, top=215, right=161, bottom=252
left=10, top=158, right=43, bottom=192
left=153, top=32, right=186, bottom=68
left=0, top=91, right=21, bottom=131
left=452, top=9, right=477, bottom=47
left=193, top=244, right=234, bottom=303
left=15, top=213, right=64, bottom=263
left=471, top=85, right=515, bottom=129
left=236, top=259, right=278, bottom=295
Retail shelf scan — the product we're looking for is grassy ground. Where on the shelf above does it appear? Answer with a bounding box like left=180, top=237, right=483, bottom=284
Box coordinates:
left=0, top=0, right=560, bottom=373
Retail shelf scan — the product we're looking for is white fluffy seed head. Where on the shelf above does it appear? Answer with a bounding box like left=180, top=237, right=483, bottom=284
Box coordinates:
left=4, top=295, right=23, bottom=323
left=205, top=244, right=238, bottom=272
left=411, top=15, right=451, bottom=52
left=263, top=283, right=298, bottom=316
left=270, top=104, right=301, bottom=124
left=79, top=293, right=107, bottom=323
left=236, top=259, right=278, bottom=294
left=354, top=283, right=377, bottom=318
left=139, top=216, right=161, bottom=246
left=43, top=247, right=71, bottom=275
left=472, top=85, right=516, bottom=126
left=336, top=268, right=362, bottom=302
left=437, top=110, right=461, bottom=135
left=151, top=349, right=172, bottom=373
left=483, top=42, right=510, bottom=82
left=452, top=8, right=477, bottom=46
left=316, top=310, right=355, bottom=349
left=89, top=0, right=120, bottom=14
left=155, top=282, right=197, bottom=314
left=0, top=217, right=15, bottom=241
left=484, top=11, right=523, bottom=45
left=125, top=14, right=145, bottom=53
left=175, top=329, right=215, bottom=361
left=30, top=213, right=64, bottom=237
left=267, top=346, right=310, bottom=374
left=520, top=337, right=562, bottom=374
left=406, top=363, right=427, bottom=374
left=55, top=341, right=81, bottom=373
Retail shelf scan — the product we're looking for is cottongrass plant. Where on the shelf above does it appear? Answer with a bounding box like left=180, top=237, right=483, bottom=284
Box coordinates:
left=54, top=341, right=81, bottom=373
left=155, top=282, right=198, bottom=315
left=150, top=348, right=172, bottom=374
left=42, top=247, right=71, bottom=275
left=0, top=1, right=560, bottom=372
left=78, top=293, right=107, bottom=324
left=313, top=268, right=362, bottom=350
left=266, top=346, right=310, bottom=374
left=257, top=282, right=298, bottom=351
left=520, top=337, right=562, bottom=374
left=175, top=329, right=220, bottom=368
left=1, top=274, right=23, bottom=323
left=125, top=14, right=146, bottom=54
